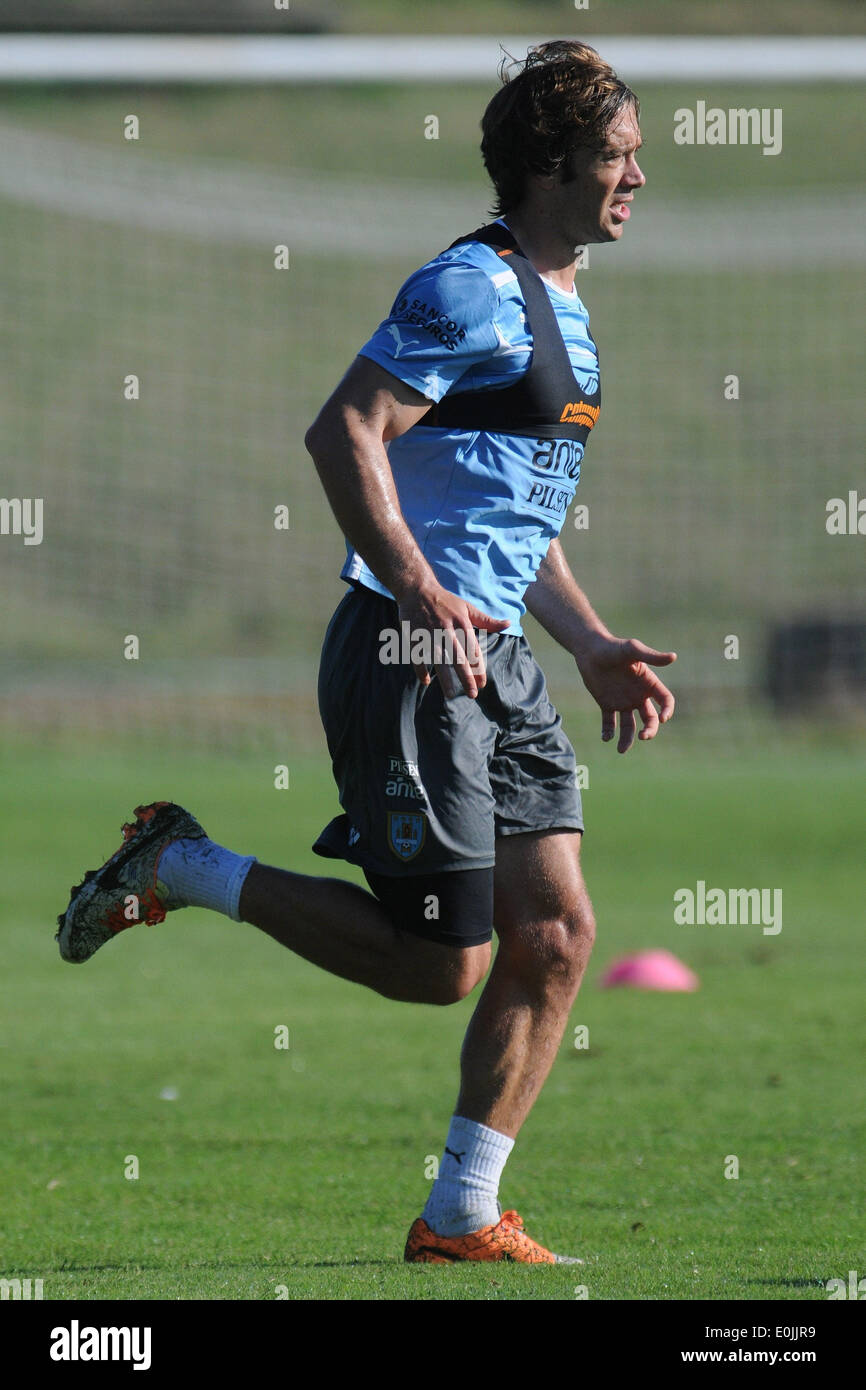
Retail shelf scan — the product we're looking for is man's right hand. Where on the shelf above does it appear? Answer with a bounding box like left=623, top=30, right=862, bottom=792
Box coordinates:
left=396, top=583, right=510, bottom=699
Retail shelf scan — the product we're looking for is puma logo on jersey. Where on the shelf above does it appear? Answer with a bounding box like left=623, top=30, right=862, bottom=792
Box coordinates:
left=386, top=324, right=416, bottom=358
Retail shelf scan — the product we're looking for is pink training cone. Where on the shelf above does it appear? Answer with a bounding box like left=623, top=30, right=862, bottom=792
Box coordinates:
left=600, top=949, right=699, bottom=992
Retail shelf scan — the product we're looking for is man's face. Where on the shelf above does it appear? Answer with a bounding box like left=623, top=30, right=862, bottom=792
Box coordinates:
left=554, top=103, right=645, bottom=245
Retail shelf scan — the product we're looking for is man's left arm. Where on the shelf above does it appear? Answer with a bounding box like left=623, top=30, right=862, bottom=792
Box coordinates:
left=523, top=538, right=676, bottom=753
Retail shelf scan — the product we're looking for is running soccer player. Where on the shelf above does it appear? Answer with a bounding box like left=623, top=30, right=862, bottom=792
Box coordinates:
left=57, top=40, right=675, bottom=1265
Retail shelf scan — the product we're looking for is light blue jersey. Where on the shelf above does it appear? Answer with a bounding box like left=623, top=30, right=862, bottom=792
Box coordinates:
left=341, top=222, right=600, bottom=634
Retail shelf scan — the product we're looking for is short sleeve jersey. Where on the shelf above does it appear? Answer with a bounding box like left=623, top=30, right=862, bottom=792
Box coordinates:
left=341, top=220, right=600, bottom=634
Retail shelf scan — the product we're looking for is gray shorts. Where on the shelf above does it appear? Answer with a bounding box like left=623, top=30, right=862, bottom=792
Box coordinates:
left=312, top=585, right=583, bottom=877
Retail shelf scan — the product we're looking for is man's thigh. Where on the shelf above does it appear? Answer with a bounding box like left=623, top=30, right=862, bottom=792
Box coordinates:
left=364, top=864, right=495, bottom=950
left=314, top=585, right=499, bottom=879
left=485, top=637, right=584, bottom=842
left=493, top=829, right=593, bottom=951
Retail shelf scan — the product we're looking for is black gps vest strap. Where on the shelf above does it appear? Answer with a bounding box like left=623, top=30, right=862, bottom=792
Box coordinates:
left=420, top=223, right=600, bottom=443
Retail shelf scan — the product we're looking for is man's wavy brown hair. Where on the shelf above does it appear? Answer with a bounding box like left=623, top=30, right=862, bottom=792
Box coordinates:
left=481, top=40, right=639, bottom=216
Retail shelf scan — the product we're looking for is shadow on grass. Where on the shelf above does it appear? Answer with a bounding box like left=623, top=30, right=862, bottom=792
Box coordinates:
left=745, top=1277, right=829, bottom=1289
left=37, top=1257, right=398, bottom=1275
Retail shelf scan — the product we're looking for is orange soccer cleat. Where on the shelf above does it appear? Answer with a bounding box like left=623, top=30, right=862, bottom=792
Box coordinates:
left=56, top=801, right=206, bottom=963
left=404, top=1209, right=583, bottom=1264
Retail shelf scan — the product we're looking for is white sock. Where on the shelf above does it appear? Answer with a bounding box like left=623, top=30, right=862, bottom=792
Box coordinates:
left=421, top=1115, right=514, bottom=1236
left=158, top=838, right=256, bottom=922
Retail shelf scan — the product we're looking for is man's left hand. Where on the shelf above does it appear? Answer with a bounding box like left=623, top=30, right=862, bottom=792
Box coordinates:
left=575, top=634, right=677, bottom=753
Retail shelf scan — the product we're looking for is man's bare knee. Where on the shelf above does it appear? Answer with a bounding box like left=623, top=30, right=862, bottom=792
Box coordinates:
left=498, top=897, right=595, bottom=995
left=547, top=903, right=595, bottom=982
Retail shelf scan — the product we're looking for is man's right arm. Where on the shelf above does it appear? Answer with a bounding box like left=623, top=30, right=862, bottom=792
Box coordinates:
left=304, top=355, right=435, bottom=604
left=304, top=355, right=508, bottom=697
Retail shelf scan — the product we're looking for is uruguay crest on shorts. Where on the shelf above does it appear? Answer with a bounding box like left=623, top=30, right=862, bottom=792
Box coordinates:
left=388, top=810, right=427, bottom=862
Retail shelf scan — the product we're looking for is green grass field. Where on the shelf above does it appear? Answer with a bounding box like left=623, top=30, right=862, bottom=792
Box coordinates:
left=2, top=734, right=863, bottom=1300
left=1, top=66, right=863, bottom=1303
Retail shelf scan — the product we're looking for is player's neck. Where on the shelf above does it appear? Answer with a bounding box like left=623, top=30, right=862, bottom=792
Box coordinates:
left=502, top=210, right=579, bottom=294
